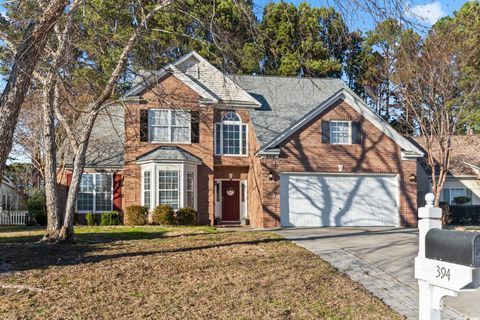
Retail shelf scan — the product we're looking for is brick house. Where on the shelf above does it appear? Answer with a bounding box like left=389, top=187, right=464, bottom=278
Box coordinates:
left=58, top=51, right=424, bottom=228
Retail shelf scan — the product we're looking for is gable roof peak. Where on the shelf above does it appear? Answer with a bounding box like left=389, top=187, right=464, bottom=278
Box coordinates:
left=125, top=51, right=261, bottom=108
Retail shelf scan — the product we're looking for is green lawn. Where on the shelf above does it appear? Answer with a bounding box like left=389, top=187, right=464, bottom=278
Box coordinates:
left=0, top=225, right=401, bottom=319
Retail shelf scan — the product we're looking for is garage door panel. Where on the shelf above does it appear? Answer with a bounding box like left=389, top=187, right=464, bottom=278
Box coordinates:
left=281, top=174, right=399, bottom=227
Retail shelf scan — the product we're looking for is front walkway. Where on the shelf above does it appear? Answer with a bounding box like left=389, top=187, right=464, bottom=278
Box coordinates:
left=276, top=227, right=476, bottom=320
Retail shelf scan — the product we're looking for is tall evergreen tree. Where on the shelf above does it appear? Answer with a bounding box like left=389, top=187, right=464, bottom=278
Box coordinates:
left=241, top=2, right=350, bottom=77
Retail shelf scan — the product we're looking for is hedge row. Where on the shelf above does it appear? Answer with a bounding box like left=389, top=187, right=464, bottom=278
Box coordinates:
left=84, top=211, right=121, bottom=226
left=124, top=204, right=197, bottom=226
left=441, top=203, right=480, bottom=225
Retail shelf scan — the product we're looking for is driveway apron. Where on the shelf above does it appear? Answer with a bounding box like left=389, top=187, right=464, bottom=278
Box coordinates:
left=276, top=227, right=479, bottom=320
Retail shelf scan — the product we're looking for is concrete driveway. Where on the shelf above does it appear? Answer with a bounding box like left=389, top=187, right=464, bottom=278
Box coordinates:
left=276, top=227, right=480, bottom=319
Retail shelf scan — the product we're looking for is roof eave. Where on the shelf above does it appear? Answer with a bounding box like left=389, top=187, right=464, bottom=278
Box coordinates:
left=256, top=148, right=281, bottom=157
left=136, top=159, right=201, bottom=165
left=257, top=88, right=424, bottom=157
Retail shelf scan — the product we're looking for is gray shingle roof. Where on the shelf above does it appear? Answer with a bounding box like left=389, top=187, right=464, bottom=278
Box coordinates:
left=230, top=75, right=346, bottom=148
left=63, top=105, right=124, bottom=168
left=136, top=146, right=201, bottom=163
left=412, top=135, right=480, bottom=176
left=80, top=75, right=347, bottom=168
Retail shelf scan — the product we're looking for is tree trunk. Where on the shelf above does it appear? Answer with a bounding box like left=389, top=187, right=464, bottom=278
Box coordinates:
left=0, top=0, right=68, bottom=178
left=51, top=1, right=171, bottom=242
left=63, top=136, right=91, bottom=240
left=42, top=82, right=61, bottom=241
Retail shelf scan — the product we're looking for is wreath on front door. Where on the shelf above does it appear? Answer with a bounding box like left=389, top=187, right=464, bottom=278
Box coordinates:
left=226, top=187, right=235, bottom=196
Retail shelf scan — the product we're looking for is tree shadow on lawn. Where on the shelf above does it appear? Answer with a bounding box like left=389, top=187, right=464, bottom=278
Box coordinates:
left=0, top=228, right=279, bottom=274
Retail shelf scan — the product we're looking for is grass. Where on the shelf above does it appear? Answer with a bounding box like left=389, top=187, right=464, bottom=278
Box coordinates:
left=0, top=225, right=401, bottom=320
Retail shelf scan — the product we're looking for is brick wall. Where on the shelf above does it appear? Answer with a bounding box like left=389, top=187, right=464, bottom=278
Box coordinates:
left=123, top=75, right=258, bottom=225
left=124, top=75, right=215, bottom=224
left=259, top=100, right=418, bottom=227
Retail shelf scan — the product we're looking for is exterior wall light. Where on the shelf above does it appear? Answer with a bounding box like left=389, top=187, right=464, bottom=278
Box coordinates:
left=269, top=171, right=279, bottom=181
left=409, top=173, right=417, bottom=183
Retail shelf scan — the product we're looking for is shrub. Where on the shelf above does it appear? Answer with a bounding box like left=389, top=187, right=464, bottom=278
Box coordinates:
left=453, top=196, right=471, bottom=205
left=449, top=205, right=480, bottom=225
left=124, top=205, right=148, bottom=225
left=176, top=207, right=197, bottom=225
left=100, top=211, right=121, bottom=226
left=151, top=205, right=175, bottom=225
left=85, top=212, right=98, bottom=226
left=26, top=192, right=46, bottom=226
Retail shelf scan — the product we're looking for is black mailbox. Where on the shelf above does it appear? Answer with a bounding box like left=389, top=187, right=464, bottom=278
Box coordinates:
left=425, top=229, right=480, bottom=267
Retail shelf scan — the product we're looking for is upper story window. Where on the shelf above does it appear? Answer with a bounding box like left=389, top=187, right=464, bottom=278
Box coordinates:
left=322, top=120, right=361, bottom=145
left=77, top=173, right=112, bottom=212
left=149, top=109, right=190, bottom=143
left=215, top=112, right=247, bottom=156
left=330, top=121, right=351, bottom=144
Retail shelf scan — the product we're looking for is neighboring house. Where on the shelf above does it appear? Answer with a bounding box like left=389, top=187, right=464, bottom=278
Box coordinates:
left=414, top=135, right=480, bottom=206
left=0, top=177, right=20, bottom=211
left=58, top=51, right=423, bottom=228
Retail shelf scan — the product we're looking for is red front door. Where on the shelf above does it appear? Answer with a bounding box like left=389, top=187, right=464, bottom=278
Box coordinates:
left=221, top=181, right=240, bottom=221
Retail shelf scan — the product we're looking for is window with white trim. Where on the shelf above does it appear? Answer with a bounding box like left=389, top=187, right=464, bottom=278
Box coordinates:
left=143, top=171, right=151, bottom=209
left=149, top=109, right=190, bottom=143
left=330, top=121, right=351, bottom=144
left=158, top=170, right=179, bottom=210
left=1, top=194, right=11, bottom=210
left=215, top=112, right=247, bottom=156
left=443, top=187, right=472, bottom=205
left=76, top=173, right=112, bottom=212
left=186, top=172, right=195, bottom=208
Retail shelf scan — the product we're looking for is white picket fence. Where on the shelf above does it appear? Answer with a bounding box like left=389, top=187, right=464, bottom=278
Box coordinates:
left=0, top=210, right=29, bottom=225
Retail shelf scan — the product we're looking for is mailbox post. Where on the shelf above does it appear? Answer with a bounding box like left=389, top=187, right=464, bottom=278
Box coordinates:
left=415, top=193, right=480, bottom=320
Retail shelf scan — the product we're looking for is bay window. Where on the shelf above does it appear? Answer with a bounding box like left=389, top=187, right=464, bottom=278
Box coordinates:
left=215, top=112, right=247, bottom=156
left=140, top=163, right=198, bottom=211
left=77, top=173, right=112, bottom=212
left=149, top=109, right=190, bottom=143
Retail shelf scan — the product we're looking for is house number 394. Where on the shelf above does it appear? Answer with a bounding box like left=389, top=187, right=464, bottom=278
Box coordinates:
left=436, top=266, right=451, bottom=281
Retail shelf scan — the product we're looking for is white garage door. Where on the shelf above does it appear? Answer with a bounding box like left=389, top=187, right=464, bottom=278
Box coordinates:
left=280, top=174, right=399, bottom=227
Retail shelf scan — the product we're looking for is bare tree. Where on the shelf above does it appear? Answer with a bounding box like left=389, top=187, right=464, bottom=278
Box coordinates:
left=39, top=1, right=82, bottom=241
left=0, top=0, right=68, bottom=179
left=394, top=28, right=479, bottom=206
left=47, top=0, right=172, bottom=242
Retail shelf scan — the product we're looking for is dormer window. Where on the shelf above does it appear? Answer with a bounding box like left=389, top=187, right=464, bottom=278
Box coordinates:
left=215, top=112, right=247, bottom=156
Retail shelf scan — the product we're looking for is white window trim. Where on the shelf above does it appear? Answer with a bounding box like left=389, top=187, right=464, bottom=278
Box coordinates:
left=157, top=169, right=181, bottom=210
left=214, top=112, right=248, bottom=157
left=148, top=109, right=191, bottom=144
left=76, top=173, right=113, bottom=213
left=330, top=120, right=352, bottom=145
left=141, top=163, right=199, bottom=211
left=142, top=170, right=152, bottom=209
left=186, top=171, right=196, bottom=209
left=445, top=187, right=469, bottom=205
